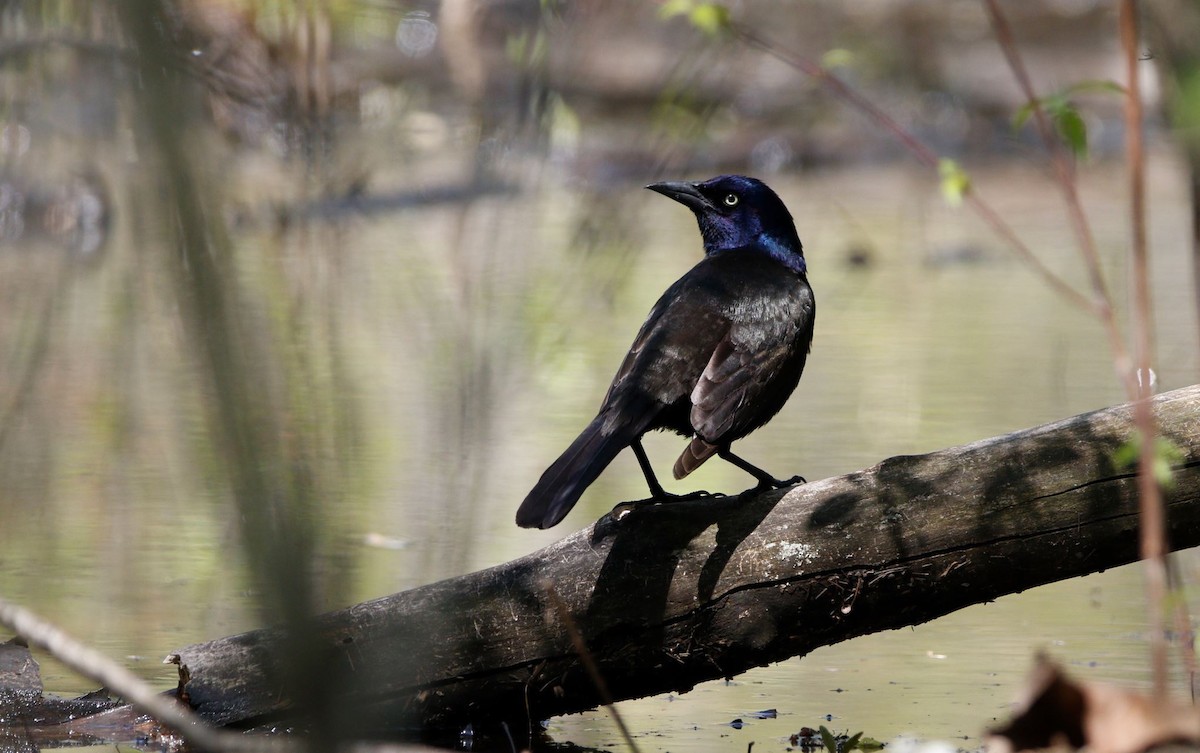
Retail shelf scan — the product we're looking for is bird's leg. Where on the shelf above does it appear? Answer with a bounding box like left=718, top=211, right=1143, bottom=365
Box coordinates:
left=629, top=439, right=713, bottom=501
left=717, top=448, right=806, bottom=490
left=630, top=439, right=670, bottom=498
left=607, top=439, right=715, bottom=521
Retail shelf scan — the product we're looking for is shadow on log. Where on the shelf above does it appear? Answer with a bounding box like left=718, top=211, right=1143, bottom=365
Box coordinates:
left=164, top=385, right=1200, bottom=734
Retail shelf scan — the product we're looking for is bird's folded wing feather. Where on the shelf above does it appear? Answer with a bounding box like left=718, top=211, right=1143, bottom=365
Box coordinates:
left=602, top=279, right=729, bottom=412
left=689, top=304, right=806, bottom=442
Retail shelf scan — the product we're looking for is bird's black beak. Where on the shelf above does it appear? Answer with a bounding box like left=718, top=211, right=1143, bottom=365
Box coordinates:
left=645, top=181, right=713, bottom=212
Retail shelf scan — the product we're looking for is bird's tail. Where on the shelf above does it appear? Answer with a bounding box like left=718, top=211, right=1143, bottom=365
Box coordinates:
left=516, top=416, right=634, bottom=529
left=673, top=437, right=718, bottom=480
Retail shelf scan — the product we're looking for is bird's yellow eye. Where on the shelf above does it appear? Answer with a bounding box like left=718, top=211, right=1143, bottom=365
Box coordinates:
left=723, top=193, right=739, bottom=207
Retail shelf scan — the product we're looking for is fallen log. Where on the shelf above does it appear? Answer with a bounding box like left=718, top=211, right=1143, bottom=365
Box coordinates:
left=165, top=385, right=1200, bottom=736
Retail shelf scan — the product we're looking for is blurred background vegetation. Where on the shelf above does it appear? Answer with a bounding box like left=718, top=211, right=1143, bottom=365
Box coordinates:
left=0, top=0, right=1198, bottom=749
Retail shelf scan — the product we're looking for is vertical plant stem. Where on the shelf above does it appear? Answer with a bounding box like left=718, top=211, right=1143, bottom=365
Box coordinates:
left=120, top=3, right=346, bottom=746
left=1193, top=163, right=1200, bottom=364
left=983, top=0, right=1141, bottom=402
left=542, top=582, right=641, bottom=753
left=1120, top=0, right=1169, bottom=698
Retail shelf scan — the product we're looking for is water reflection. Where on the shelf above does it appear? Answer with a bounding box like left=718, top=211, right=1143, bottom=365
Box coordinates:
left=0, top=1, right=1196, bottom=751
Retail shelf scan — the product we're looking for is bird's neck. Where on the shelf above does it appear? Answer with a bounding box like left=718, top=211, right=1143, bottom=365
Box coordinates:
left=748, top=232, right=807, bottom=275
left=701, top=227, right=807, bottom=275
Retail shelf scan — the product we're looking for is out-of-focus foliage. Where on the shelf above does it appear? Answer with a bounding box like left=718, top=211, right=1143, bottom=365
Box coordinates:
left=659, top=0, right=730, bottom=37
left=938, top=157, right=970, bottom=206
left=1113, top=434, right=1187, bottom=489
left=1173, top=68, right=1200, bottom=148
left=820, top=48, right=855, bottom=69
left=1011, top=80, right=1125, bottom=159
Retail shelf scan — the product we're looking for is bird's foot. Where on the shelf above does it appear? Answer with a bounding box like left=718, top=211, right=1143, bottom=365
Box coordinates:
left=755, top=473, right=807, bottom=492
left=610, top=489, right=717, bottom=521
left=656, top=488, right=716, bottom=502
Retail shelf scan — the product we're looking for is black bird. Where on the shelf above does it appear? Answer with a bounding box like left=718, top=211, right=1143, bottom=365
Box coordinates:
left=516, top=175, right=815, bottom=529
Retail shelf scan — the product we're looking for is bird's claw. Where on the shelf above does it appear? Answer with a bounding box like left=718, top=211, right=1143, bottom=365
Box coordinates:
left=610, top=489, right=718, bottom=521
left=755, top=474, right=806, bottom=492
left=660, top=488, right=715, bottom=502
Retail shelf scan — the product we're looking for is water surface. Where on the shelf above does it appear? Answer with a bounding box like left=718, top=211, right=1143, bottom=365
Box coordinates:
left=0, top=4, right=1197, bottom=751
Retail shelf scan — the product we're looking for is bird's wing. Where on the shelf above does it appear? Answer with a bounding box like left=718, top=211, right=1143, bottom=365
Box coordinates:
left=603, top=294, right=670, bottom=404
left=602, top=274, right=730, bottom=412
left=689, top=283, right=814, bottom=443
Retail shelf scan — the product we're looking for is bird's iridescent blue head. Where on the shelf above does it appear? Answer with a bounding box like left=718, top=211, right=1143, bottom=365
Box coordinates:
left=646, top=175, right=805, bottom=274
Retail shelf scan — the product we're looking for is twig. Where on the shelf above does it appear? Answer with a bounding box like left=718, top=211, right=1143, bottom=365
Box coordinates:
left=541, top=581, right=641, bottom=753
left=730, top=24, right=1095, bottom=314
left=982, top=0, right=1140, bottom=400
left=1119, top=0, right=1172, bottom=699
left=0, top=597, right=289, bottom=752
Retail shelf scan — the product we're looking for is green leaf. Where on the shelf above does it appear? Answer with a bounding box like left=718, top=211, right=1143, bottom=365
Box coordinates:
left=1054, top=106, right=1088, bottom=158
left=938, top=157, right=971, bottom=207
left=689, top=3, right=730, bottom=36
left=844, top=731, right=864, bottom=752
left=1173, top=68, right=1200, bottom=138
left=659, top=0, right=694, bottom=20
left=1113, top=434, right=1187, bottom=489
left=1011, top=81, right=1121, bottom=154
left=1157, top=437, right=1187, bottom=488
left=1041, top=93, right=1070, bottom=118
left=1113, top=437, right=1138, bottom=469
left=857, top=737, right=886, bottom=751
left=1062, top=79, right=1126, bottom=97
left=659, top=0, right=730, bottom=35
left=821, top=48, right=855, bottom=69
left=504, top=32, right=528, bottom=63
left=819, top=726, right=838, bottom=753
left=1012, top=101, right=1037, bottom=130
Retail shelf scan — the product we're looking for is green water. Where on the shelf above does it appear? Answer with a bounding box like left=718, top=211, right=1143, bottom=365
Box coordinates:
left=3, top=156, right=1197, bottom=749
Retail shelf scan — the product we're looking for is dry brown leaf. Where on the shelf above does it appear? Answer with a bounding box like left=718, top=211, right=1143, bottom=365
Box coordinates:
left=988, top=654, right=1200, bottom=753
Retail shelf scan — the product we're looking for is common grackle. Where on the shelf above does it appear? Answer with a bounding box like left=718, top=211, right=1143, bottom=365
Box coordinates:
left=516, top=175, right=814, bottom=529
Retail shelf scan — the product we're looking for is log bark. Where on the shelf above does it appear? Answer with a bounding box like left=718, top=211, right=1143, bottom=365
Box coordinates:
left=171, top=385, right=1200, bottom=736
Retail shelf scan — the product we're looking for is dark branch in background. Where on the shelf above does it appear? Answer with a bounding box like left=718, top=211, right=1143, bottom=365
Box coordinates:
left=729, top=24, right=1095, bottom=313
